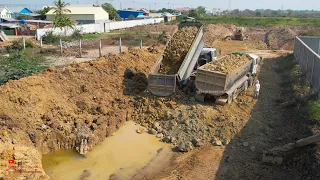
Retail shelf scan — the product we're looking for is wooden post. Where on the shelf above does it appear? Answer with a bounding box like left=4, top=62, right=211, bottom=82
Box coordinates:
left=119, top=37, right=122, bottom=53
left=79, top=39, right=82, bottom=58
left=40, top=37, right=43, bottom=53
left=140, top=39, right=142, bottom=49
left=99, top=39, right=102, bottom=57
left=22, top=36, right=25, bottom=50
left=60, top=39, right=63, bottom=56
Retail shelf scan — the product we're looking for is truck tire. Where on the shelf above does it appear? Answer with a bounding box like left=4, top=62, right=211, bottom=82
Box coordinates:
left=248, top=76, right=253, bottom=87
left=244, top=80, right=248, bottom=91
left=227, top=94, right=233, bottom=104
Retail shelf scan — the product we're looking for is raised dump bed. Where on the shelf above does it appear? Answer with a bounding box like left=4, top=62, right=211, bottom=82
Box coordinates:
left=148, top=23, right=204, bottom=96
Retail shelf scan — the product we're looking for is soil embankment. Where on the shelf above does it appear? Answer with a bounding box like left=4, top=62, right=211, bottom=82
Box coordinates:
left=0, top=48, right=160, bottom=179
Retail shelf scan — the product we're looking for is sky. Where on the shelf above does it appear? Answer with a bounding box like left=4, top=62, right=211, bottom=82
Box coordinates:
left=2, top=0, right=320, bottom=11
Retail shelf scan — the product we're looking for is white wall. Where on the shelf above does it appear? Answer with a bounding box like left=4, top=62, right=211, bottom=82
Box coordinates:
left=36, top=18, right=164, bottom=40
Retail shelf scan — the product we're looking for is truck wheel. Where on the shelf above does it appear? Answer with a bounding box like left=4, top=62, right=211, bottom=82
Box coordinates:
left=248, top=76, right=253, bottom=87
left=244, top=80, right=248, bottom=91
left=227, top=94, right=233, bottom=104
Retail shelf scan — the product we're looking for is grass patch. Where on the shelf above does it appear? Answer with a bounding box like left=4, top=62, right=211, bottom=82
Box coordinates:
left=0, top=48, right=48, bottom=85
left=304, top=100, right=320, bottom=121
left=200, top=16, right=320, bottom=26
left=82, top=33, right=107, bottom=40
left=277, top=54, right=320, bottom=121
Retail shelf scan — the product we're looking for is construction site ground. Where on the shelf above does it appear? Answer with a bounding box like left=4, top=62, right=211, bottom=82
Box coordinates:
left=0, top=24, right=319, bottom=180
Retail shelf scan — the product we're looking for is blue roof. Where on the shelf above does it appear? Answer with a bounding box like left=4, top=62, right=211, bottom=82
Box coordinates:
left=20, top=8, right=33, bottom=15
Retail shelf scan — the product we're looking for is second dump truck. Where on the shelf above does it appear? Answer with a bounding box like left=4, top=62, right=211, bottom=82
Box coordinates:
left=148, top=22, right=205, bottom=96
left=195, top=52, right=261, bottom=104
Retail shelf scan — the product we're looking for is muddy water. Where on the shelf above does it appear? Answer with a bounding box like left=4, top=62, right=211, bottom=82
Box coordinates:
left=42, top=121, right=169, bottom=180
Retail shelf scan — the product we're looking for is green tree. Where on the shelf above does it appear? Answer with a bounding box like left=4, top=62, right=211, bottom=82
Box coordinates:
left=52, top=0, right=73, bottom=35
left=255, top=11, right=262, bottom=16
left=52, top=0, right=71, bottom=16
left=36, top=6, right=53, bottom=15
left=287, top=9, right=294, bottom=16
left=188, top=9, right=198, bottom=17
left=101, top=3, right=121, bottom=20
left=196, top=6, right=206, bottom=17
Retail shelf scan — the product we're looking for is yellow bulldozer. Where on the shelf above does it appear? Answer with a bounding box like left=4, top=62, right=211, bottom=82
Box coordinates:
left=224, top=27, right=249, bottom=41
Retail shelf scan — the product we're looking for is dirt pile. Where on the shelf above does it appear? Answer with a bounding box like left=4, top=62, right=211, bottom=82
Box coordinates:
left=131, top=90, right=254, bottom=151
left=203, top=24, right=235, bottom=46
left=201, top=54, right=249, bottom=73
left=0, top=48, right=159, bottom=179
left=159, top=26, right=198, bottom=74
left=266, top=27, right=297, bottom=50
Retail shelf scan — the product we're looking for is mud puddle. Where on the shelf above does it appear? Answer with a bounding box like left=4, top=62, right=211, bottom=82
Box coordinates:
left=42, top=121, right=169, bottom=180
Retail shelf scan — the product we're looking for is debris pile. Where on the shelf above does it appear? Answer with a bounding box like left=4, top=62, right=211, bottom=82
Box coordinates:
left=200, top=54, right=249, bottom=73
left=131, top=90, right=252, bottom=152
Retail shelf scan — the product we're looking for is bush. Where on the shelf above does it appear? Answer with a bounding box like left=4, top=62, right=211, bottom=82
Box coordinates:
left=0, top=51, right=47, bottom=85
left=42, top=31, right=60, bottom=44
left=5, top=40, right=34, bottom=53
left=71, top=29, right=83, bottom=39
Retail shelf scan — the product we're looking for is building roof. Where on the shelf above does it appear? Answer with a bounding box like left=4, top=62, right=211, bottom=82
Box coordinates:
left=141, top=8, right=150, bottom=14
left=1, top=18, right=17, bottom=22
left=20, top=8, right=33, bottom=15
left=118, top=10, right=143, bottom=13
left=0, top=23, right=19, bottom=28
left=0, top=7, right=13, bottom=13
left=26, top=20, right=52, bottom=24
left=46, top=6, right=108, bottom=15
left=175, top=7, right=193, bottom=11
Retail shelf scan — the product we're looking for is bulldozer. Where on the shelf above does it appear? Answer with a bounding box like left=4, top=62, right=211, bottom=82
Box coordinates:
left=223, top=27, right=249, bottom=41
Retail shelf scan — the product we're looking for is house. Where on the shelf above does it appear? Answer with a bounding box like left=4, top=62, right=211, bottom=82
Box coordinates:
left=117, top=10, right=144, bottom=20
left=141, top=9, right=150, bottom=16
left=46, top=6, right=109, bottom=24
left=19, top=8, right=33, bottom=16
left=0, top=7, right=13, bottom=22
left=206, top=8, right=223, bottom=16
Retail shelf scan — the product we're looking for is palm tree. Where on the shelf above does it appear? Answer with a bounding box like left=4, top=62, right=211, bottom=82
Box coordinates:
left=52, top=0, right=73, bottom=34
left=52, top=0, right=71, bottom=16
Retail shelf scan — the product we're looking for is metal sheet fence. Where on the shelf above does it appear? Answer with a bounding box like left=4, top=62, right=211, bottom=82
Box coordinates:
left=294, top=36, right=320, bottom=95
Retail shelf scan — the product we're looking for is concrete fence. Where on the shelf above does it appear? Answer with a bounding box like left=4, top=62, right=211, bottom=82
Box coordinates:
left=294, top=36, right=320, bottom=95
left=36, top=18, right=164, bottom=40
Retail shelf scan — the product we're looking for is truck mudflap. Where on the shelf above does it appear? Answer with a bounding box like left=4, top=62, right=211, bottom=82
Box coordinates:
left=148, top=75, right=176, bottom=96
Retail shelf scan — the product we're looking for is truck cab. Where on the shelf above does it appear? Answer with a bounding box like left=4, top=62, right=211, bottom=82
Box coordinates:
left=195, top=48, right=217, bottom=69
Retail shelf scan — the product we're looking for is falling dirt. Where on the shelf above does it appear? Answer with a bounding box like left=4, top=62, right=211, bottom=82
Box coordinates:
left=159, top=26, right=199, bottom=74
left=200, top=54, right=250, bottom=73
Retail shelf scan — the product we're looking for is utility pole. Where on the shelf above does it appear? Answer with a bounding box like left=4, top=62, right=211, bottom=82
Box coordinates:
left=132, top=0, right=135, bottom=9
left=228, top=0, right=231, bottom=11
left=120, top=1, right=122, bottom=9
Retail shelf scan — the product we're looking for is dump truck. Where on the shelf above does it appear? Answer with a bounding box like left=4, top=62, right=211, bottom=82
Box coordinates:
left=195, top=52, right=260, bottom=104
left=148, top=22, right=209, bottom=96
